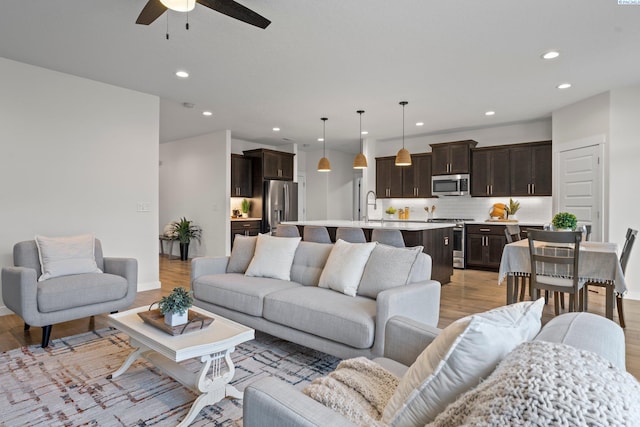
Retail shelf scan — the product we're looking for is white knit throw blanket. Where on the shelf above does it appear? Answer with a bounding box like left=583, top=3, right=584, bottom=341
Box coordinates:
left=303, top=357, right=399, bottom=427
left=427, top=340, right=640, bottom=427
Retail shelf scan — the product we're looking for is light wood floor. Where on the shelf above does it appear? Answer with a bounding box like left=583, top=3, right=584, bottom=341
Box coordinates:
left=2, top=257, right=638, bottom=379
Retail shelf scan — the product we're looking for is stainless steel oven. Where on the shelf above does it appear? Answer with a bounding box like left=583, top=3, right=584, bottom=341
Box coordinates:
left=429, top=218, right=473, bottom=269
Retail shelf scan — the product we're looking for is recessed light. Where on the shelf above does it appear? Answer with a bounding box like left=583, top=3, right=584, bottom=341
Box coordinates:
left=202, top=111, right=212, bottom=116
left=416, top=122, right=424, bottom=127
left=485, top=111, right=496, bottom=116
left=557, top=83, right=572, bottom=89
left=317, top=138, right=324, bottom=142
left=272, top=127, right=280, bottom=132
left=175, top=70, right=189, bottom=78
left=361, top=131, right=369, bottom=135
left=542, top=51, right=560, bottom=60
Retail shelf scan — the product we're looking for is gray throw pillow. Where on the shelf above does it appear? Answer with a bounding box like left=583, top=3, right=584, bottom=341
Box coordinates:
left=226, top=234, right=258, bottom=273
left=357, top=244, right=423, bottom=299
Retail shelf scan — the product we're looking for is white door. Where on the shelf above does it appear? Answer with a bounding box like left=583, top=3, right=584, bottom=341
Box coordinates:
left=556, top=142, right=604, bottom=241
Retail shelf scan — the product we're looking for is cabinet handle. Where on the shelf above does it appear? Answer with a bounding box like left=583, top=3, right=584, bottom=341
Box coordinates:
left=444, top=237, right=449, bottom=246
left=489, top=185, right=493, bottom=195
left=532, top=183, right=535, bottom=194
left=480, top=228, right=491, bottom=232
left=486, top=185, right=489, bottom=195
left=243, top=223, right=251, bottom=227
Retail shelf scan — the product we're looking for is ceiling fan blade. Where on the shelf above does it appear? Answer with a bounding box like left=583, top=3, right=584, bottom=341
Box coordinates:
left=196, top=0, right=271, bottom=29
left=136, top=0, right=168, bottom=25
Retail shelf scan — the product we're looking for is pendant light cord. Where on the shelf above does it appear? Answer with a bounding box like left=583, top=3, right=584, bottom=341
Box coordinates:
left=322, top=117, right=328, bottom=157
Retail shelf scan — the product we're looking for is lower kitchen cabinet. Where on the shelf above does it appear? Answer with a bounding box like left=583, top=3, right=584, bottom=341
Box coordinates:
left=402, top=227, right=453, bottom=285
left=231, top=220, right=261, bottom=247
left=465, top=224, right=507, bottom=271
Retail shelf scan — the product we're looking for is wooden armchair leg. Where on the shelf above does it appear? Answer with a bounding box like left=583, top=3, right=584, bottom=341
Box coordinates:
left=24, top=323, right=30, bottom=331
left=553, top=292, right=560, bottom=315
left=616, top=295, right=626, bottom=328
left=559, top=292, right=565, bottom=309
left=519, top=277, right=527, bottom=301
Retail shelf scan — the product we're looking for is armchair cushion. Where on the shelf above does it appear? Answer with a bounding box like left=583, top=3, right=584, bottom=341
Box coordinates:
left=37, top=273, right=128, bottom=313
left=35, top=234, right=101, bottom=281
left=226, top=234, right=257, bottom=273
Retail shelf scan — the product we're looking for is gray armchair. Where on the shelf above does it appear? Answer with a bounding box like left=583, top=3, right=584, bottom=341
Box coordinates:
left=1, top=239, right=137, bottom=347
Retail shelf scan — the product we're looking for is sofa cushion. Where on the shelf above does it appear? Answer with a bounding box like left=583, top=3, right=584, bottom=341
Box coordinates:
left=37, top=273, right=127, bottom=313
left=383, top=298, right=545, bottom=426
left=192, top=273, right=301, bottom=317
left=245, top=234, right=301, bottom=281
left=35, top=234, right=102, bottom=281
left=263, top=287, right=377, bottom=349
left=227, top=235, right=257, bottom=273
left=290, top=241, right=334, bottom=287
left=358, top=245, right=423, bottom=299
left=318, top=240, right=376, bottom=297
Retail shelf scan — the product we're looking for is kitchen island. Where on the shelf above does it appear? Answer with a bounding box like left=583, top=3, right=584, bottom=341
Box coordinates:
left=282, top=220, right=454, bottom=285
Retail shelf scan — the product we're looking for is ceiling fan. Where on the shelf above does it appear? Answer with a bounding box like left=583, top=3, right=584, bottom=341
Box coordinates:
left=136, top=0, right=271, bottom=29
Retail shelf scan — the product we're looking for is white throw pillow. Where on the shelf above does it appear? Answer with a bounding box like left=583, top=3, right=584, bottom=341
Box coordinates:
left=318, top=239, right=376, bottom=297
left=245, top=234, right=301, bottom=280
left=358, top=244, right=423, bottom=298
left=382, top=298, right=545, bottom=426
left=35, top=234, right=102, bottom=282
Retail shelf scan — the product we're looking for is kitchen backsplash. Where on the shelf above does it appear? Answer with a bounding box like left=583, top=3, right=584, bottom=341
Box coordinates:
left=369, top=196, right=552, bottom=223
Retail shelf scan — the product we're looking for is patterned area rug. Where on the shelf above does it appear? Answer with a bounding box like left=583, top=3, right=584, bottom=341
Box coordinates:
left=0, top=328, right=340, bottom=426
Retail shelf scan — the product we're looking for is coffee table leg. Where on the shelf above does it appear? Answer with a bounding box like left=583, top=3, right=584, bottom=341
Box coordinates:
left=107, top=346, right=145, bottom=380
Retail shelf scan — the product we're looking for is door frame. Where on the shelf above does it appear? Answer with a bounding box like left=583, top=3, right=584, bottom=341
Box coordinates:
left=553, top=134, right=607, bottom=241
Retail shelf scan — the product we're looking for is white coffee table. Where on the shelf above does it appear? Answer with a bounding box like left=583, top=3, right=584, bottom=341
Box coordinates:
left=108, top=306, right=255, bottom=427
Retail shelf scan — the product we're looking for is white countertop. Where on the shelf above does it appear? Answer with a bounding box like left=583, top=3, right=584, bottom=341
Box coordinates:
left=282, top=220, right=455, bottom=231
left=465, top=220, right=547, bottom=226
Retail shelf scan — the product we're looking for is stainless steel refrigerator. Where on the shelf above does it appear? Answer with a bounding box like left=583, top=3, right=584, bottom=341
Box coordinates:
left=262, top=180, right=298, bottom=234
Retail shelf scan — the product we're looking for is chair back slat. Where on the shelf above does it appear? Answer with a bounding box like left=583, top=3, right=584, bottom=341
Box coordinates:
left=504, top=224, right=521, bottom=244
left=620, top=228, right=638, bottom=274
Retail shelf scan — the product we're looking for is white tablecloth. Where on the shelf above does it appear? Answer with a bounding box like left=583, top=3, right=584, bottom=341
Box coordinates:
left=498, top=240, right=627, bottom=295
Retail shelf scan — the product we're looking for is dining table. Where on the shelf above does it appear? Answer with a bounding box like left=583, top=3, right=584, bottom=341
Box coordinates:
left=498, top=239, right=626, bottom=320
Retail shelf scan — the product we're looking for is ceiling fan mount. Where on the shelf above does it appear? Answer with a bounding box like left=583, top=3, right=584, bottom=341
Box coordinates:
left=136, top=0, right=271, bottom=29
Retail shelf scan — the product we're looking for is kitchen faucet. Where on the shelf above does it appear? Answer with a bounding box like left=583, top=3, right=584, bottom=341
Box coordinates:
left=365, top=190, right=377, bottom=222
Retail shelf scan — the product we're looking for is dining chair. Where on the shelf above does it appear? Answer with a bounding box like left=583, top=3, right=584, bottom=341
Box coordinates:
left=274, top=224, right=301, bottom=238
left=504, top=224, right=529, bottom=302
left=371, top=229, right=405, bottom=247
left=504, top=224, right=521, bottom=243
left=584, top=228, right=637, bottom=327
left=302, top=226, right=332, bottom=243
left=527, top=230, right=584, bottom=316
left=335, top=227, right=366, bottom=243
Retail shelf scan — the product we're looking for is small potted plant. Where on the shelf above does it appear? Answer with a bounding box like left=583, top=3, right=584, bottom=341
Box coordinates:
left=385, top=206, right=397, bottom=219
left=552, top=212, right=578, bottom=231
left=506, top=198, right=521, bottom=220
left=241, top=199, right=251, bottom=218
left=159, top=286, right=193, bottom=326
left=172, top=217, right=202, bottom=260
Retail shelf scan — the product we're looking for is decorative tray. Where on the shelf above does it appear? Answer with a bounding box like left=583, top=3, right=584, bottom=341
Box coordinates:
left=138, top=309, right=214, bottom=336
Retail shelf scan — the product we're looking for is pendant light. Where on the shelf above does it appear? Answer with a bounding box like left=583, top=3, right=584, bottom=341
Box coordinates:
left=353, top=110, right=368, bottom=169
left=317, top=117, right=331, bottom=172
left=395, top=101, right=412, bottom=166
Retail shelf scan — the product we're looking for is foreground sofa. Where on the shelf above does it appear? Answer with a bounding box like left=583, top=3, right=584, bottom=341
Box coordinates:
left=191, top=236, right=441, bottom=359
left=243, top=311, right=635, bottom=426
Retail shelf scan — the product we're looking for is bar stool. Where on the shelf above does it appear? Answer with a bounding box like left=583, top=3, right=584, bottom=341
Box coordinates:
left=275, top=225, right=301, bottom=238
left=335, top=227, right=366, bottom=243
left=371, top=229, right=405, bottom=247
left=303, top=226, right=331, bottom=243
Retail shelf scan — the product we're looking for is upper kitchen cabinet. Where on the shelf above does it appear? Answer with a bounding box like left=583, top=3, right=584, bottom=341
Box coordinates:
left=402, top=153, right=433, bottom=198
left=244, top=148, right=295, bottom=181
left=471, top=147, right=510, bottom=197
left=509, top=141, right=552, bottom=196
left=231, top=154, right=252, bottom=197
left=430, top=140, right=478, bottom=175
left=376, top=156, right=403, bottom=198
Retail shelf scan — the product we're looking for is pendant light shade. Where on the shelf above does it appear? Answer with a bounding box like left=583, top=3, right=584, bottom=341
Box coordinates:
left=317, top=117, right=331, bottom=172
left=353, top=110, right=368, bottom=169
left=395, top=101, right=412, bottom=166
left=160, top=0, right=196, bottom=12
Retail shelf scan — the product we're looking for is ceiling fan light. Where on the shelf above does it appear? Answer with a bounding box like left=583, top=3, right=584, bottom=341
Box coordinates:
left=160, top=0, right=196, bottom=12
left=395, top=148, right=412, bottom=166
left=317, top=157, right=331, bottom=172
left=353, top=153, right=368, bottom=169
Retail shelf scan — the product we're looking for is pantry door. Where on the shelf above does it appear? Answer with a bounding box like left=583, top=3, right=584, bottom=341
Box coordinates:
left=555, top=136, right=605, bottom=241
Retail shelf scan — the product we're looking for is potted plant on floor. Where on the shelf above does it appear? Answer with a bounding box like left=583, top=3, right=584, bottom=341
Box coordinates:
left=552, top=212, right=578, bottom=231
left=159, top=286, right=193, bottom=326
left=172, top=217, right=202, bottom=260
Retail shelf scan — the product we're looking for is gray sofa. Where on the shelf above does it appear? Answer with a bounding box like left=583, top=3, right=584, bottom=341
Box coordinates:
left=190, top=240, right=441, bottom=360
left=243, top=312, right=628, bottom=427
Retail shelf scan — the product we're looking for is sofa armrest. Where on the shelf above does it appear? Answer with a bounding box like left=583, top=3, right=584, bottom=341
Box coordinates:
left=190, top=256, right=229, bottom=284
left=371, top=280, right=441, bottom=357
left=384, top=316, right=442, bottom=366
left=1, top=267, right=39, bottom=322
left=103, top=257, right=138, bottom=287
left=244, top=377, right=358, bottom=427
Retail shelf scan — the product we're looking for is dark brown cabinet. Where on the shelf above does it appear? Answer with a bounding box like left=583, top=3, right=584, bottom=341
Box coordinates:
left=465, top=224, right=507, bottom=270
left=402, top=227, right=453, bottom=285
left=244, top=148, right=295, bottom=181
left=471, top=147, right=510, bottom=197
left=430, top=140, right=477, bottom=175
left=230, top=220, right=261, bottom=247
left=376, top=156, right=403, bottom=198
left=231, top=154, right=252, bottom=197
left=509, top=141, right=552, bottom=196
left=402, top=153, right=433, bottom=198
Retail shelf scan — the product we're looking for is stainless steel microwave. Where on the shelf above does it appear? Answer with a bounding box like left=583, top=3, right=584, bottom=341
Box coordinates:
left=432, top=174, right=470, bottom=196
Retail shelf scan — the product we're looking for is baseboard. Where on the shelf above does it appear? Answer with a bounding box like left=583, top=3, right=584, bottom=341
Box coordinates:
left=0, top=306, right=13, bottom=316
left=138, top=280, right=161, bottom=292
left=623, top=290, right=640, bottom=301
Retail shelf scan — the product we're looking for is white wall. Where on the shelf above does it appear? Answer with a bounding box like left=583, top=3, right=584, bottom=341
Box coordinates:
left=305, top=149, right=356, bottom=220
left=160, top=131, right=230, bottom=257
left=0, top=58, right=160, bottom=314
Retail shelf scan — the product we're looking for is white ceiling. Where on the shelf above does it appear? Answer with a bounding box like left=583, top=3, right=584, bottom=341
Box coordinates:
left=2, top=1, right=640, bottom=152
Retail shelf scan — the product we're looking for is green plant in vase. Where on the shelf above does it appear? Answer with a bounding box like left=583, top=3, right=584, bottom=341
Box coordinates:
left=241, top=199, right=251, bottom=218
left=385, top=207, right=397, bottom=218
left=172, top=217, right=202, bottom=260
left=552, top=212, right=577, bottom=230
left=159, top=286, right=193, bottom=326
left=505, top=198, right=520, bottom=219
